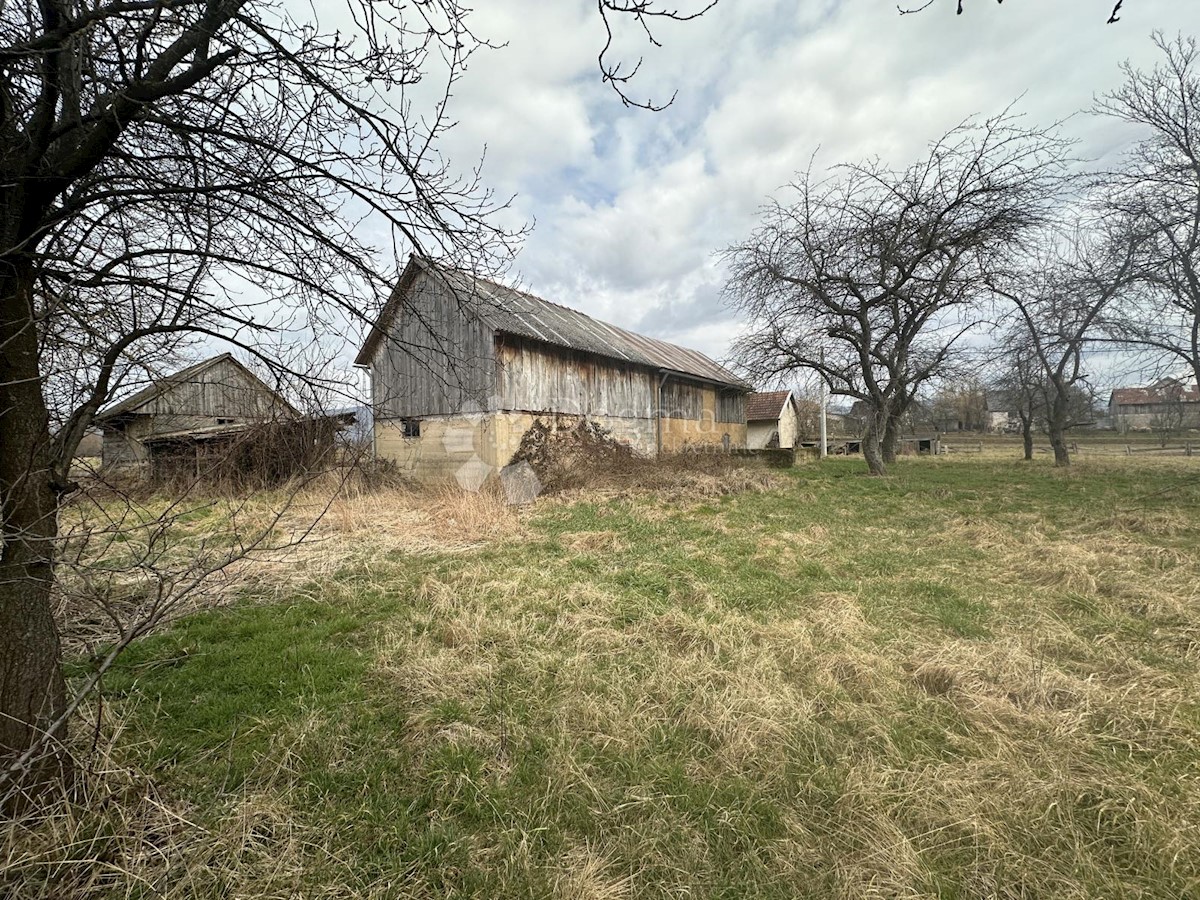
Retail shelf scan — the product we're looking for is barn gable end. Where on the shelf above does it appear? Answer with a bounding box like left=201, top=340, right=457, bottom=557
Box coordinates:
left=97, top=354, right=297, bottom=472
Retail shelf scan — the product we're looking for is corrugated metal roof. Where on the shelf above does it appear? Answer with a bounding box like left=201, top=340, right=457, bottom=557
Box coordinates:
left=357, top=257, right=752, bottom=390
left=745, top=390, right=792, bottom=421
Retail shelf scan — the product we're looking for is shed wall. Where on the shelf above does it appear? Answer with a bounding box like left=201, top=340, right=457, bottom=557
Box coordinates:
left=746, top=421, right=778, bottom=450
left=136, top=358, right=285, bottom=419
left=778, top=401, right=799, bottom=449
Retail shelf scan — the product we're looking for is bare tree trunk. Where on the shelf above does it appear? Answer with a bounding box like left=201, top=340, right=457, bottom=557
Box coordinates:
left=863, top=417, right=887, bottom=476
left=1046, top=389, right=1071, bottom=468
left=1049, top=434, right=1071, bottom=467
left=0, top=262, right=70, bottom=807
left=1018, top=413, right=1034, bottom=461
left=881, top=417, right=899, bottom=465
left=1047, top=412, right=1070, bottom=467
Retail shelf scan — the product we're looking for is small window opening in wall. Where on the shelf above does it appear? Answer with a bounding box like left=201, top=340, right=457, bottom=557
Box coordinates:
left=402, top=418, right=421, bottom=438
left=217, top=418, right=233, bottom=425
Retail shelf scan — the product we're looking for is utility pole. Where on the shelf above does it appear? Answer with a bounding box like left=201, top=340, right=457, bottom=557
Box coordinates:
left=819, top=354, right=828, bottom=459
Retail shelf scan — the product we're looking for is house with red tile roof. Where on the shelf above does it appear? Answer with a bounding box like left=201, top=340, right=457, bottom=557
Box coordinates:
left=1108, top=377, right=1200, bottom=432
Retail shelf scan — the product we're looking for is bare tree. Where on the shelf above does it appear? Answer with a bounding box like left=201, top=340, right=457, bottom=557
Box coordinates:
left=1099, top=34, right=1200, bottom=387
left=597, top=0, right=720, bottom=110
left=991, top=330, right=1045, bottom=460
left=0, top=0, right=719, bottom=802
left=1148, top=380, right=1189, bottom=447
left=929, top=377, right=988, bottom=432
left=724, top=113, right=1069, bottom=475
left=989, top=225, right=1138, bottom=466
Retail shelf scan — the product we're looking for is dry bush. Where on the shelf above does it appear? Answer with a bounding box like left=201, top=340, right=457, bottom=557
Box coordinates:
left=509, top=416, right=784, bottom=501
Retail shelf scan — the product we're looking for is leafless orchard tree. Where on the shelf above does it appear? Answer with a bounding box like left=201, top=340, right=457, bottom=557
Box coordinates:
left=1148, top=382, right=1189, bottom=447
left=990, top=330, right=1044, bottom=460
left=0, top=0, right=719, bottom=805
left=1098, top=34, right=1200, bottom=387
left=724, top=113, right=1070, bottom=476
left=988, top=224, right=1141, bottom=466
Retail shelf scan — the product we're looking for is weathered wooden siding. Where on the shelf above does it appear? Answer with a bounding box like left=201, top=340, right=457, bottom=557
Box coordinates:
left=660, top=384, right=747, bottom=453
left=138, top=358, right=283, bottom=419
left=371, top=270, right=496, bottom=418
left=716, top=390, right=744, bottom=425
left=101, top=423, right=149, bottom=468
left=495, top=337, right=657, bottom=418
left=101, top=413, right=266, bottom=471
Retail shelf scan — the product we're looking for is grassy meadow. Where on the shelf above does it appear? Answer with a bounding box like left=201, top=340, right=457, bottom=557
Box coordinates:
left=8, top=452, right=1200, bottom=899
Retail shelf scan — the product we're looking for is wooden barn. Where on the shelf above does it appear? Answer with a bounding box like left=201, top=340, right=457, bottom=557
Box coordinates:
left=745, top=390, right=803, bottom=449
left=354, top=256, right=751, bottom=482
left=97, top=354, right=298, bottom=473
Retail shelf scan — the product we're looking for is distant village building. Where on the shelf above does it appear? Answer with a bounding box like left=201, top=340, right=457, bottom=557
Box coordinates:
left=984, top=392, right=1016, bottom=433
left=355, top=256, right=751, bottom=482
left=745, top=390, right=802, bottom=449
left=97, top=354, right=298, bottom=473
left=1109, top=377, right=1200, bottom=432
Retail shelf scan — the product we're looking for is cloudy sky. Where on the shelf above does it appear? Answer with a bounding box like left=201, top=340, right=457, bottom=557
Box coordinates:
left=365, top=0, right=1192, bottom=378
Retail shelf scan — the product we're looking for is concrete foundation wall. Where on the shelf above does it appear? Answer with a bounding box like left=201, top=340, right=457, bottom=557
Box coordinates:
left=376, top=415, right=496, bottom=484
left=1110, top=407, right=1200, bottom=432
left=377, top=409, right=747, bottom=484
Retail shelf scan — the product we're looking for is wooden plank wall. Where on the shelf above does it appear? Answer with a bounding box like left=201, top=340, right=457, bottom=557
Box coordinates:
left=372, top=271, right=496, bottom=418
left=716, top=390, right=745, bottom=425
left=140, top=358, right=284, bottom=419
left=495, top=337, right=657, bottom=418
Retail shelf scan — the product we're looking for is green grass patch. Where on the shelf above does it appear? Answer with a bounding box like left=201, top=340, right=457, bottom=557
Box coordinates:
left=37, top=455, right=1200, bottom=899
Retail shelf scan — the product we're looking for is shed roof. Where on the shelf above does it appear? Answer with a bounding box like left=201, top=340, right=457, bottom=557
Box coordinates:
left=745, top=390, right=793, bottom=421
left=355, top=257, right=751, bottom=390
left=96, top=353, right=298, bottom=421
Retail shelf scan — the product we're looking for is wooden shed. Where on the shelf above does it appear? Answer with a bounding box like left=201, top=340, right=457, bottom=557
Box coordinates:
left=354, top=256, right=752, bottom=482
left=97, top=354, right=298, bottom=473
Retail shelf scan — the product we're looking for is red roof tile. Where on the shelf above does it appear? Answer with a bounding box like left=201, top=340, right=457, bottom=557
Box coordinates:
left=1111, top=384, right=1200, bottom=406
left=746, top=390, right=791, bottom=421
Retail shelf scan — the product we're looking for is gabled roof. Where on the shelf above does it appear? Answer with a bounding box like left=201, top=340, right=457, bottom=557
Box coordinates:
left=1110, top=383, right=1200, bottom=406
left=96, top=353, right=298, bottom=421
left=745, top=390, right=794, bottom=421
left=355, top=256, right=752, bottom=390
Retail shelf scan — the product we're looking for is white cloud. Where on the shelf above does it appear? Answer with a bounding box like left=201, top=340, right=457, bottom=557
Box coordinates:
left=423, top=0, right=1190, bottom=368
left=294, top=0, right=1193, bottom=371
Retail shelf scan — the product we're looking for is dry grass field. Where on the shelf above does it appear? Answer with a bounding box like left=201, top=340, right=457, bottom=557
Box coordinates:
left=6, top=451, right=1200, bottom=899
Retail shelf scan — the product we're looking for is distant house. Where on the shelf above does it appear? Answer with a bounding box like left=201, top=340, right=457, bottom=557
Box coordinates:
left=1109, top=377, right=1200, bottom=432
left=984, top=392, right=1016, bottom=433
left=97, top=354, right=298, bottom=472
left=354, top=256, right=751, bottom=482
left=745, top=390, right=803, bottom=449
